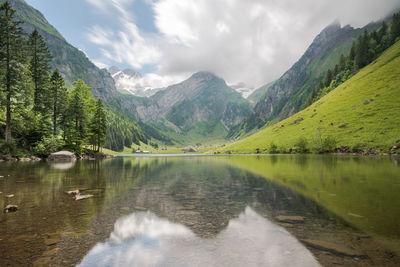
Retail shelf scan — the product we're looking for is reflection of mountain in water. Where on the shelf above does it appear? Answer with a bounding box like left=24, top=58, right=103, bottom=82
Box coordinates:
left=79, top=207, right=319, bottom=267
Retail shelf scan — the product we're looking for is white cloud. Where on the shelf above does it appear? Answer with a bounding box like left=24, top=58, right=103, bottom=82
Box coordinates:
left=85, top=0, right=400, bottom=90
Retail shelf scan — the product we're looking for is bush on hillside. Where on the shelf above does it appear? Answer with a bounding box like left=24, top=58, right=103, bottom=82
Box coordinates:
left=295, top=137, right=308, bottom=153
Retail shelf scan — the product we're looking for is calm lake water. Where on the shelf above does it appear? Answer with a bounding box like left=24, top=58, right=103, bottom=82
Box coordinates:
left=0, top=155, right=399, bottom=266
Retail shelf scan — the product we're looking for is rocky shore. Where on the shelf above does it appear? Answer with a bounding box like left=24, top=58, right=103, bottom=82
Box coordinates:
left=0, top=151, right=114, bottom=162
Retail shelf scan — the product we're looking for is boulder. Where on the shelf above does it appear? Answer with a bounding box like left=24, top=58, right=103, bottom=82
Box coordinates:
left=47, top=151, right=76, bottom=161
left=0, top=155, right=17, bottom=161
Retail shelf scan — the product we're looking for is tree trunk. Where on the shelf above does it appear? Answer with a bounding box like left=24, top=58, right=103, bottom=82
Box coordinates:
left=5, top=33, right=11, bottom=144
left=5, top=88, right=11, bottom=144
left=53, top=94, right=57, bottom=135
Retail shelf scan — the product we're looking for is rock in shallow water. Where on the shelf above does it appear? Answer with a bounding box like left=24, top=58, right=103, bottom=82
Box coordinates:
left=75, top=194, right=93, bottom=201
left=275, top=215, right=305, bottom=223
left=4, top=205, right=18, bottom=213
left=302, top=239, right=363, bottom=257
left=47, top=151, right=76, bottom=161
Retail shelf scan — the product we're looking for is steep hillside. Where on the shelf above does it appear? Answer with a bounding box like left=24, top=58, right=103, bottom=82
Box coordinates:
left=233, top=21, right=381, bottom=137
left=5, top=0, right=150, bottom=151
left=131, top=72, right=252, bottom=144
left=6, top=0, right=117, bottom=100
left=215, top=40, right=400, bottom=154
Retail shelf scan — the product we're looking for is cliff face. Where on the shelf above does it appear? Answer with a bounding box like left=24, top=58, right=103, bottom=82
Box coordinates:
left=132, top=72, right=251, bottom=132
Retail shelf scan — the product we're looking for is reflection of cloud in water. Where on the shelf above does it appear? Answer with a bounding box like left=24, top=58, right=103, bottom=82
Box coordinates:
left=48, top=162, right=76, bottom=170
left=79, top=207, right=319, bottom=267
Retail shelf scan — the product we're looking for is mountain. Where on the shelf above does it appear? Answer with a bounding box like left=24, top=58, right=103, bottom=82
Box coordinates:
left=229, top=82, right=255, bottom=99
left=5, top=0, right=149, bottom=151
left=108, top=66, right=163, bottom=97
left=215, top=40, right=400, bottom=154
left=247, top=81, right=275, bottom=104
left=131, top=72, right=252, bottom=144
left=232, top=20, right=383, bottom=137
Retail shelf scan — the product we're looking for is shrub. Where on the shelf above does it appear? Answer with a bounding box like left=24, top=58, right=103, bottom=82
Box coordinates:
left=295, top=137, right=308, bottom=153
left=34, top=136, right=65, bottom=157
left=352, top=143, right=365, bottom=153
left=322, top=136, right=337, bottom=152
left=269, top=142, right=278, bottom=154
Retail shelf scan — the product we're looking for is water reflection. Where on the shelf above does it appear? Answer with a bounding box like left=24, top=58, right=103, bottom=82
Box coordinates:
left=79, top=207, right=319, bottom=267
left=1, top=155, right=399, bottom=266
left=48, top=161, right=76, bottom=170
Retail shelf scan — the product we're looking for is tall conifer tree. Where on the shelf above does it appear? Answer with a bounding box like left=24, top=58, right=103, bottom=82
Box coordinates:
left=28, top=29, right=52, bottom=114
left=50, top=69, right=67, bottom=135
left=0, top=1, right=25, bottom=144
left=90, top=100, right=108, bottom=152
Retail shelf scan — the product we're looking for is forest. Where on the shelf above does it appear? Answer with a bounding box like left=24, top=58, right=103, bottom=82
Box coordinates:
left=0, top=2, right=107, bottom=156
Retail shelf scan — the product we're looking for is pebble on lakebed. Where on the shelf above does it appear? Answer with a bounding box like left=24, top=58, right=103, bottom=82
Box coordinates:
left=4, top=205, right=18, bottom=213
left=64, top=189, right=94, bottom=200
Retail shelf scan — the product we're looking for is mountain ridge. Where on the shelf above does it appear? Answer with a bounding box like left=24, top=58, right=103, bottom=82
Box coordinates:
left=231, top=19, right=384, bottom=138
left=215, top=39, right=400, bottom=154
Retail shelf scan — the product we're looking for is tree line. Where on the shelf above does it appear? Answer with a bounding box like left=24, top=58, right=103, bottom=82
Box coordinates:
left=308, top=12, right=400, bottom=104
left=0, top=1, right=107, bottom=156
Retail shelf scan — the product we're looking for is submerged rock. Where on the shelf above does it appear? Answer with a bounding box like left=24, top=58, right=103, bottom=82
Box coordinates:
left=65, top=190, right=79, bottom=195
left=4, top=205, right=18, bottom=213
left=275, top=215, right=305, bottom=223
left=75, top=194, right=93, bottom=201
left=47, top=151, right=76, bottom=161
left=302, top=239, right=363, bottom=257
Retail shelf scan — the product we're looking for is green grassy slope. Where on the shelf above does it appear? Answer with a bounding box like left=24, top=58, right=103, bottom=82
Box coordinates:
left=215, top=40, right=400, bottom=154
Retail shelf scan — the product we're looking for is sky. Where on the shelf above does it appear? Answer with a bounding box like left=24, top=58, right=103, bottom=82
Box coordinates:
left=25, top=0, right=400, bottom=90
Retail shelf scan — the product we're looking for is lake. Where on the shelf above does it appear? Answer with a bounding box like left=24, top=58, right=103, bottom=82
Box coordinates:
left=0, top=155, right=399, bottom=266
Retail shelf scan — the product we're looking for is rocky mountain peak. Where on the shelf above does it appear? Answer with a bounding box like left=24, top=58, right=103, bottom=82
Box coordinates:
left=108, top=66, right=121, bottom=76
left=190, top=71, right=223, bottom=82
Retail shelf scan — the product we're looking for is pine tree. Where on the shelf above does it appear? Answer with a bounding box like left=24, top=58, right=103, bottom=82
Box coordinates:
left=50, top=69, right=67, bottom=135
left=349, top=42, right=356, bottom=61
left=66, top=80, right=94, bottom=148
left=0, top=1, right=26, bottom=144
left=90, top=100, right=108, bottom=152
left=28, top=29, right=52, bottom=114
left=324, top=69, right=332, bottom=87
left=339, top=54, right=346, bottom=71
left=390, top=13, right=400, bottom=44
left=355, top=32, right=369, bottom=69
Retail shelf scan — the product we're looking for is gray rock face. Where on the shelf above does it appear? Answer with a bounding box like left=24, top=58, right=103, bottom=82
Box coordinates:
left=47, top=151, right=76, bottom=161
left=131, top=72, right=251, bottom=132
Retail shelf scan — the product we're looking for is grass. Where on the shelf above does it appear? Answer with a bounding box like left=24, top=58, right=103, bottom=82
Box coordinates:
left=102, top=141, right=214, bottom=155
left=213, top=40, right=400, bottom=154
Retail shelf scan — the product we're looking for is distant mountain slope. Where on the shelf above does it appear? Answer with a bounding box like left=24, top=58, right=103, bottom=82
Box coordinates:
left=247, top=81, right=274, bottom=104
left=233, top=21, right=382, bottom=137
left=131, top=72, right=252, bottom=144
left=215, top=40, right=400, bottom=154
